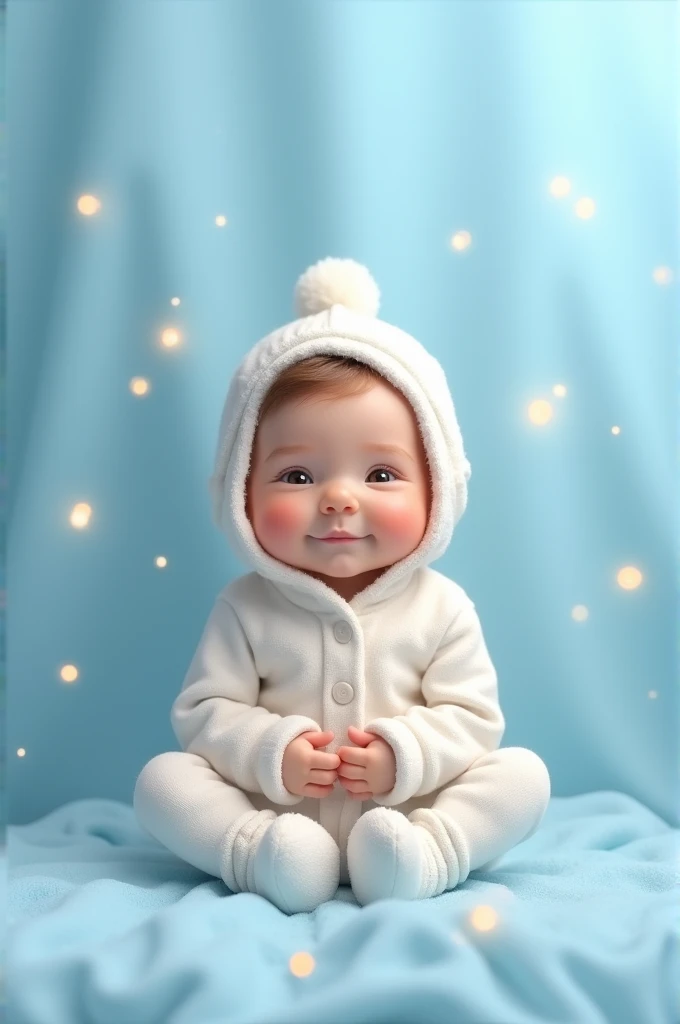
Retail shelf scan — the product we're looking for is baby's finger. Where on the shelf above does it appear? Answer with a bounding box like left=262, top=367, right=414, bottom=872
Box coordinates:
left=337, top=762, right=365, bottom=781
left=338, top=778, right=369, bottom=794
left=310, top=751, right=341, bottom=770
left=337, top=746, right=368, bottom=766
left=302, top=783, right=335, bottom=798
left=307, top=768, right=338, bottom=785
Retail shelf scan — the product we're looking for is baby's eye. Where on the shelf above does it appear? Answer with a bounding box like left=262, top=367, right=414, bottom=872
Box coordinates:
left=367, top=467, right=397, bottom=483
left=278, top=469, right=313, bottom=485
left=276, top=467, right=397, bottom=485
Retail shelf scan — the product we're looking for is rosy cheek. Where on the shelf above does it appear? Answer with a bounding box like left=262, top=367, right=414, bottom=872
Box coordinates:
left=260, top=497, right=305, bottom=539
left=373, top=504, right=425, bottom=540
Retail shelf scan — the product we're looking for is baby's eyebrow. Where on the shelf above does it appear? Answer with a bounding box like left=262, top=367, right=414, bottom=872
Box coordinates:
left=264, top=443, right=415, bottom=464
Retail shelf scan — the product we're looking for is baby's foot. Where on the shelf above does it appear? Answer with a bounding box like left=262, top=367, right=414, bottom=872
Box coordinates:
left=221, top=810, right=340, bottom=914
left=347, top=806, right=456, bottom=905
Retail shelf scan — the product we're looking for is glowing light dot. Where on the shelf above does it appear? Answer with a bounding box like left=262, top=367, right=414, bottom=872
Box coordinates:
left=289, top=952, right=315, bottom=977
left=648, top=690, right=658, bottom=700
left=17, top=748, right=26, bottom=758
left=70, top=503, right=92, bottom=529
left=130, top=377, right=150, bottom=397
left=574, top=197, right=596, bottom=219
left=160, top=328, right=181, bottom=349
left=450, top=230, right=472, bottom=252
left=155, top=556, right=168, bottom=569
left=60, top=664, right=79, bottom=684
left=549, top=176, right=572, bottom=198
left=652, top=266, right=673, bottom=286
left=611, top=426, right=621, bottom=435
left=469, top=905, right=499, bottom=932
left=572, top=605, right=589, bottom=622
left=553, top=384, right=567, bottom=398
left=170, top=297, right=181, bottom=306
left=215, top=215, right=228, bottom=227
left=617, top=566, right=643, bottom=590
left=528, top=399, right=554, bottom=426
left=76, top=194, right=101, bottom=216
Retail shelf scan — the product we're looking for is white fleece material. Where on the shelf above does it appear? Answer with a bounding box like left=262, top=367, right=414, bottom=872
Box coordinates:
left=134, top=261, right=552, bottom=905
left=171, top=572, right=505, bottom=816
left=169, top=268, right=507, bottom=852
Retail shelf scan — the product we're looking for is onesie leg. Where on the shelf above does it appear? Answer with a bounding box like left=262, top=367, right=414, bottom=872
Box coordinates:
left=133, top=751, right=340, bottom=914
left=133, top=751, right=259, bottom=877
left=348, top=748, right=550, bottom=905
left=410, top=746, right=551, bottom=889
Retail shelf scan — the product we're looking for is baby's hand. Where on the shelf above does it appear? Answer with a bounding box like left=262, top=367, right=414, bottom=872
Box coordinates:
left=282, top=730, right=340, bottom=799
left=337, top=726, right=397, bottom=800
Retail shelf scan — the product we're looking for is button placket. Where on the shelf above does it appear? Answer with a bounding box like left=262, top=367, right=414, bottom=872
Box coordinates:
left=321, top=614, right=362, bottom=842
left=331, top=621, right=355, bottom=704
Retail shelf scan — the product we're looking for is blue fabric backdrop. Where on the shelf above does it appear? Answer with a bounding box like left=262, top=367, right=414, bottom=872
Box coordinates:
left=8, top=0, right=678, bottom=831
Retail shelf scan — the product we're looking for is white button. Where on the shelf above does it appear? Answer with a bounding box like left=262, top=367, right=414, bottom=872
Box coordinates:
left=331, top=681, right=354, bottom=705
left=333, top=620, right=352, bottom=643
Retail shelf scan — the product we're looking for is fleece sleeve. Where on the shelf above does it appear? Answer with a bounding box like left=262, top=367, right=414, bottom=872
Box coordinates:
left=170, top=596, right=322, bottom=806
left=363, top=599, right=505, bottom=807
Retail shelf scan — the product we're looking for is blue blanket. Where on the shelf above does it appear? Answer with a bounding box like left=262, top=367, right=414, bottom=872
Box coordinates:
left=6, top=791, right=679, bottom=1024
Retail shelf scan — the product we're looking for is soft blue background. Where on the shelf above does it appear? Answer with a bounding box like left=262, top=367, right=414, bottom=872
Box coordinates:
left=8, top=0, right=678, bottom=827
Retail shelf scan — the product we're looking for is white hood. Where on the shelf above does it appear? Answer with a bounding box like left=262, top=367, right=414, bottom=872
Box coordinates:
left=208, top=259, right=472, bottom=615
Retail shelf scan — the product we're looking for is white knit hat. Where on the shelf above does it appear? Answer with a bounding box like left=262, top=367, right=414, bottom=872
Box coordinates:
left=208, top=258, right=471, bottom=612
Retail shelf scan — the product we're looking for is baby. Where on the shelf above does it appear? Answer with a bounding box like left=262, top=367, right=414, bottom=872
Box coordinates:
left=134, top=258, right=551, bottom=914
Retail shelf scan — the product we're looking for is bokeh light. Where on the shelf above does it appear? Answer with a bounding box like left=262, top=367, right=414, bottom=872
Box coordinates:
left=130, top=377, right=150, bottom=396
left=617, top=566, right=643, bottom=590
left=549, top=176, right=572, bottom=198
left=469, top=904, right=499, bottom=932
left=575, top=197, right=596, bottom=219
left=528, top=400, right=554, bottom=425
left=76, top=194, right=101, bottom=216
left=160, top=328, right=182, bottom=349
left=450, top=230, right=472, bottom=251
left=289, top=952, right=315, bottom=977
left=652, top=266, right=673, bottom=285
left=70, top=503, right=92, bottom=529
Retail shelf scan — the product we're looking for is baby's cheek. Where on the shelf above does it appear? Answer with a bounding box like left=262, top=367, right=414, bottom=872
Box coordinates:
left=261, top=497, right=305, bottom=539
left=374, top=503, right=426, bottom=541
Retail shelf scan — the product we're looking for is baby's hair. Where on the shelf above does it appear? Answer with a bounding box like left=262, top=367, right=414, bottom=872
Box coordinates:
left=257, top=356, right=385, bottom=423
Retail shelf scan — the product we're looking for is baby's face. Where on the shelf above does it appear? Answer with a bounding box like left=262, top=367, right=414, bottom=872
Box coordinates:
left=246, top=380, right=431, bottom=599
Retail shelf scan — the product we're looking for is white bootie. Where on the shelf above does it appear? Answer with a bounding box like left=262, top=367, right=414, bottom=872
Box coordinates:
left=347, top=806, right=458, bottom=906
left=220, top=809, right=340, bottom=915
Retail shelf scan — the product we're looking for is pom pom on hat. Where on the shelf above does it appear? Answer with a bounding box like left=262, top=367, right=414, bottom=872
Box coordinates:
left=294, top=258, right=381, bottom=318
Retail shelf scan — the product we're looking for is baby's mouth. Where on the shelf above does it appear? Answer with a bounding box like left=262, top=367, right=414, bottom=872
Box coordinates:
left=313, top=537, right=365, bottom=543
